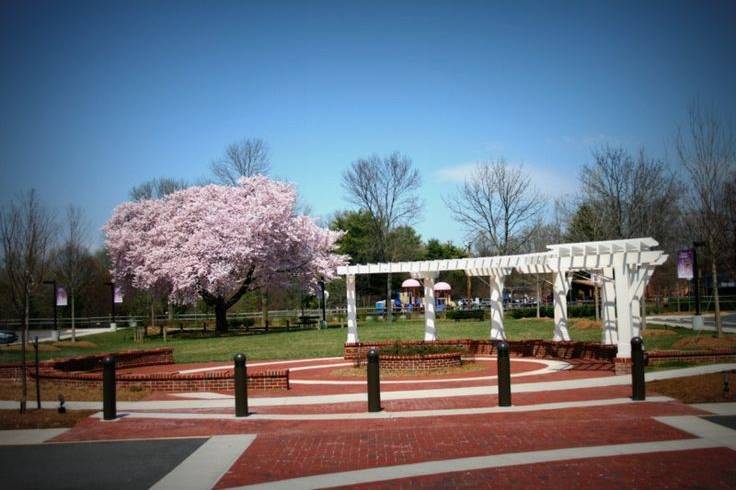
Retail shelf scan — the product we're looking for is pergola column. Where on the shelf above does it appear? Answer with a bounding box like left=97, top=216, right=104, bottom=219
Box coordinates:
left=613, top=253, right=632, bottom=358
left=553, top=270, right=571, bottom=341
left=601, top=267, right=617, bottom=345
left=489, top=273, right=506, bottom=340
left=346, top=274, right=358, bottom=343
left=631, top=265, right=655, bottom=340
left=423, top=273, right=437, bottom=341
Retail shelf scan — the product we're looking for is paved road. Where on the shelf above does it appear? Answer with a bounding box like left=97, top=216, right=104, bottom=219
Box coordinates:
left=0, top=437, right=206, bottom=489
left=648, top=313, right=736, bottom=333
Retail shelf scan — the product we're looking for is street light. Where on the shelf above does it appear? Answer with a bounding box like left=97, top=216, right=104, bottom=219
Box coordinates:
left=104, top=281, right=117, bottom=330
left=318, top=279, right=327, bottom=328
left=692, top=241, right=706, bottom=330
left=42, top=280, right=58, bottom=340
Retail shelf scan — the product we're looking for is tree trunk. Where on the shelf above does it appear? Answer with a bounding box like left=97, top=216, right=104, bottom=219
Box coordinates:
left=261, top=291, right=269, bottom=331
left=594, top=283, right=600, bottom=321
left=215, top=299, right=228, bottom=333
left=710, top=242, right=723, bottom=338
left=150, top=295, right=156, bottom=334
left=71, top=294, right=76, bottom=342
left=641, top=296, right=647, bottom=332
left=386, top=273, right=392, bottom=323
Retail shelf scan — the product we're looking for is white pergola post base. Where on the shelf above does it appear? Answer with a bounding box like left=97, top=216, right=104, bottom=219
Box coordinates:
left=553, top=270, right=571, bottom=341
left=423, top=274, right=437, bottom=341
left=346, top=274, right=358, bottom=343
left=601, top=267, right=617, bottom=345
left=489, top=273, right=506, bottom=340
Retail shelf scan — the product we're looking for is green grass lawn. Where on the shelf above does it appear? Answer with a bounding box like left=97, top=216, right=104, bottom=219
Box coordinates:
left=0, top=317, right=725, bottom=364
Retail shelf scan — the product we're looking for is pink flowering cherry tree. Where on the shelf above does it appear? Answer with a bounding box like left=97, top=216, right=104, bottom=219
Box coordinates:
left=105, top=176, right=346, bottom=332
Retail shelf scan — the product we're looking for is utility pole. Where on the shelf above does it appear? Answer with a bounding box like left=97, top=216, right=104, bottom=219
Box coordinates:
left=692, top=241, right=705, bottom=330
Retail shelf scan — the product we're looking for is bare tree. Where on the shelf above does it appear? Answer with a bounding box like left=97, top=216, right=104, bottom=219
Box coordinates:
left=0, top=190, right=55, bottom=412
left=54, top=206, right=94, bottom=342
left=579, top=146, right=682, bottom=245
left=446, top=159, right=546, bottom=255
left=211, top=138, right=270, bottom=184
left=342, top=152, right=422, bottom=321
left=677, top=101, right=735, bottom=337
left=129, top=177, right=188, bottom=201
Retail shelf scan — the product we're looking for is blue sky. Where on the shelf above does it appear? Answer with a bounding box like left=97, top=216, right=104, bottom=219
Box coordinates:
left=1, top=0, right=735, bottom=247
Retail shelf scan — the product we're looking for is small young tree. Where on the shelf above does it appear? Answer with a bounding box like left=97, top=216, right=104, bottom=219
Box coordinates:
left=105, top=176, right=345, bottom=332
left=54, top=206, right=94, bottom=342
left=342, top=152, right=421, bottom=321
left=677, top=101, right=735, bottom=337
left=0, top=190, right=55, bottom=411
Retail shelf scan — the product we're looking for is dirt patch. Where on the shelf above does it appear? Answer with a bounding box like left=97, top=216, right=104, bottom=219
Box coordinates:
left=52, top=340, right=97, bottom=349
left=331, top=361, right=488, bottom=379
left=572, top=319, right=602, bottom=330
left=643, top=329, right=677, bottom=338
left=672, top=336, right=736, bottom=350
left=648, top=372, right=736, bottom=403
left=0, top=379, right=152, bottom=402
left=0, top=409, right=96, bottom=430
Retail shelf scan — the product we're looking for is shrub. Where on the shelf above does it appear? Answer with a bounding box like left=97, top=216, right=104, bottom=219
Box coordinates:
left=507, top=304, right=596, bottom=319
left=446, top=309, right=485, bottom=321
left=379, top=341, right=466, bottom=356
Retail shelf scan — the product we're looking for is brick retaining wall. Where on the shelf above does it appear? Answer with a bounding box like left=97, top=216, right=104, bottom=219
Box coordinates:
left=345, top=339, right=618, bottom=365
left=354, top=352, right=463, bottom=370
left=51, top=348, right=174, bottom=372
left=646, top=350, right=736, bottom=366
left=0, top=347, right=289, bottom=391
left=34, top=367, right=289, bottom=392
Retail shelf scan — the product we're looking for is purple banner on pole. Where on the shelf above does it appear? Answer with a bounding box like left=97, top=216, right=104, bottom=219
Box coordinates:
left=56, top=287, right=68, bottom=306
left=114, top=286, right=124, bottom=304
left=677, top=249, right=694, bottom=280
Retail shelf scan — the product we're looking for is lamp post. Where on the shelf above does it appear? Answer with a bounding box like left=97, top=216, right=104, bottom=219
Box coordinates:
left=318, top=279, right=327, bottom=329
left=692, top=241, right=706, bottom=330
left=42, top=280, right=58, bottom=341
left=465, top=241, right=472, bottom=305
left=104, top=281, right=116, bottom=330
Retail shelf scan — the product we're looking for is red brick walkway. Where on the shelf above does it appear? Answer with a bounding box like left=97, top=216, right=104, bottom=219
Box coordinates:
left=48, top=357, right=736, bottom=488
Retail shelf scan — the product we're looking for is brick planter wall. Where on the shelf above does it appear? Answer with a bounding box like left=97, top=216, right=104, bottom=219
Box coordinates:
left=0, top=347, right=289, bottom=391
left=646, top=350, right=736, bottom=366
left=345, top=339, right=618, bottom=365
left=354, top=352, right=463, bottom=370
left=33, top=367, right=289, bottom=392
left=0, top=363, right=25, bottom=381
left=51, top=348, right=174, bottom=372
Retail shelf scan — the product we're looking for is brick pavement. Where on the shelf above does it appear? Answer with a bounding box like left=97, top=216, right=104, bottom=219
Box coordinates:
left=38, top=357, right=736, bottom=488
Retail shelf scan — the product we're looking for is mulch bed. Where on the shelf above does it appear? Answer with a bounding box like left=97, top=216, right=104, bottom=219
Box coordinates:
left=648, top=372, right=736, bottom=403
left=0, top=409, right=96, bottom=430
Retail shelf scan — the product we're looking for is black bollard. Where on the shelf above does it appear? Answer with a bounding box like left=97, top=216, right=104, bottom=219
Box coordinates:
left=34, top=336, right=41, bottom=409
left=497, top=341, right=512, bottom=407
left=631, top=337, right=645, bottom=401
left=102, top=356, right=116, bottom=420
left=234, top=353, right=248, bottom=417
left=367, top=348, right=381, bottom=412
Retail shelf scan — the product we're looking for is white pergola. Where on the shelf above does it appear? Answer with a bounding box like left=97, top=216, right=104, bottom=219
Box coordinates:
left=336, top=237, right=667, bottom=359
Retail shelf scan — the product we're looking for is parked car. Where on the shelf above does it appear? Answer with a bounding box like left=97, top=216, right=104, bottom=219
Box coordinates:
left=0, top=330, right=18, bottom=344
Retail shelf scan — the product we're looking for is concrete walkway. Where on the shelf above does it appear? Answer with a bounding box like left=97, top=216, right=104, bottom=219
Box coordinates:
left=649, top=312, right=736, bottom=333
